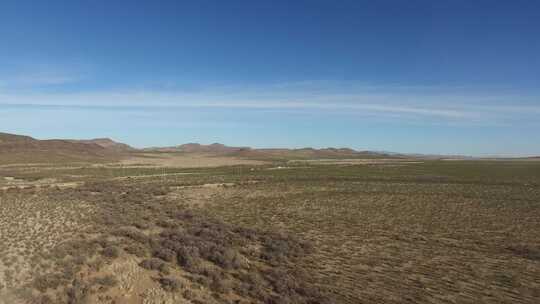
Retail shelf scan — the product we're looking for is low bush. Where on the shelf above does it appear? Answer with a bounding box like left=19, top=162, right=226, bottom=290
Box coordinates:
left=506, top=244, right=540, bottom=261
left=159, top=277, right=182, bottom=292
left=153, top=247, right=176, bottom=262
left=210, top=276, right=232, bottom=293
left=124, top=243, right=148, bottom=257
left=155, top=219, right=179, bottom=229
left=139, top=258, right=165, bottom=270
left=91, top=275, right=118, bottom=289
left=31, top=294, right=54, bottom=304
left=66, top=279, right=90, bottom=304
left=113, top=227, right=149, bottom=244
left=176, top=246, right=201, bottom=269
left=101, top=246, right=120, bottom=258
left=33, top=273, right=66, bottom=292
left=208, top=248, right=243, bottom=269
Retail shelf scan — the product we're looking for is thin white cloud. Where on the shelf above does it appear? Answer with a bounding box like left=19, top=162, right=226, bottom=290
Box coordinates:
left=0, top=63, right=85, bottom=88
left=11, top=73, right=78, bottom=86
left=0, top=82, right=538, bottom=123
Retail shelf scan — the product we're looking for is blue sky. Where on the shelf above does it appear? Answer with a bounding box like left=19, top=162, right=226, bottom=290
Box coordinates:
left=1, top=1, right=539, bottom=156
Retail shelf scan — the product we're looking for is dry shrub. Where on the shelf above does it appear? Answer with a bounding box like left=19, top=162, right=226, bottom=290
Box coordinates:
left=91, top=275, right=117, bottom=289
left=506, top=244, right=540, bottom=261
left=113, top=227, right=149, bottom=244
left=176, top=245, right=201, bottom=270
left=155, top=219, right=179, bottom=229
left=140, top=258, right=163, bottom=270
left=101, top=246, right=120, bottom=258
left=66, top=279, right=90, bottom=304
left=33, top=273, right=66, bottom=292
left=87, top=257, right=106, bottom=272
left=31, top=294, right=54, bottom=304
left=210, top=276, right=232, bottom=293
left=124, top=243, right=148, bottom=257
left=158, top=277, right=182, bottom=292
left=53, top=240, right=99, bottom=260
left=152, top=247, right=176, bottom=262
left=208, top=248, right=243, bottom=269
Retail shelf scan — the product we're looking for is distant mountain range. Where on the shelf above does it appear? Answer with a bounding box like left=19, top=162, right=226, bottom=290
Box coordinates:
left=145, top=143, right=250, bottom=153
left=144, top=142, right=400, bottom=159
left=1, top=132, right=536, bottom=164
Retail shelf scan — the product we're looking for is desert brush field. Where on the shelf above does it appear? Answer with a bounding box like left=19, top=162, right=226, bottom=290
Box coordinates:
left=0, top=156, right=539, bottom=304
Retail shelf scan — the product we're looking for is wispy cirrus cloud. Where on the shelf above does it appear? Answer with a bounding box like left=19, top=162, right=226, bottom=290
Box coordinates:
left=0, top=81, right=539, bottom=124
left=0, top=63, right=86, bottom=89
left=8, top=72, right=79, bottom=86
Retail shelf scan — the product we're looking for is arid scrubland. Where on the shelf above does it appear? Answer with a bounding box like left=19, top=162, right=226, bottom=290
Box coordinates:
left=0, top=159, right=539, bottom=303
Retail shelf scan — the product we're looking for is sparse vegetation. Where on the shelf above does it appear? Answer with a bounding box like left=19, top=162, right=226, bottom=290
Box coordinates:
left=1, top=156, right=540, bottom=303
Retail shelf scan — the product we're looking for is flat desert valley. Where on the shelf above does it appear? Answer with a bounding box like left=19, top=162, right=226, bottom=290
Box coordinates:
left=0, top=133, right=539, bottom=304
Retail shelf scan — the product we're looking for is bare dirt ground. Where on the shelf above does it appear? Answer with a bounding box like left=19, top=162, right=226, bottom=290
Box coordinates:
left=0, top=176, right=82, bottom=191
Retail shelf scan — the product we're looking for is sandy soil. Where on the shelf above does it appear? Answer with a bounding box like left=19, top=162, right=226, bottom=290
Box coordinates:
left=0, top=176, right=83, bottom=191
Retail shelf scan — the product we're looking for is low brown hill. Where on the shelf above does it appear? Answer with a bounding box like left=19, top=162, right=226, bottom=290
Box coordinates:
left=177, top=143, right=248, bottom=153
left=0, top=132, right=35, bottom=144
left=69, top=138, right=135, bottom=152
left=0, top=132, right=123, bottom=164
